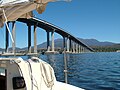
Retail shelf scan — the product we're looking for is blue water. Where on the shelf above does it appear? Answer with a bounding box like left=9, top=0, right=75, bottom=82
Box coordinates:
left=1, top=52, right=120, bottom=90
left=40, top=52, right=120, bottom=90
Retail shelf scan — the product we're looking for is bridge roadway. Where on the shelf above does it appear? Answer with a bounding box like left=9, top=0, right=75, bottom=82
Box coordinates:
left=3, top=17, right=94, bottom=56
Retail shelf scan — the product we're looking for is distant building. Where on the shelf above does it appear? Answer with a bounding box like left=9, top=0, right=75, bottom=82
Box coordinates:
left=116, top=50, right=120, bottom=52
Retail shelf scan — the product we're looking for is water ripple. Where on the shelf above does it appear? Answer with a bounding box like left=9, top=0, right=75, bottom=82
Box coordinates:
left=41, top=52, right=120, bottom=90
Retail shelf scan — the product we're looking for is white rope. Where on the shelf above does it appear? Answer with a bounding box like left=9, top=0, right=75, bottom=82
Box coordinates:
left=40, top=61, right=54, bottom=89
left=2, top=9, right=14, bottom=43
left=27, top=60, right=39, bottom=90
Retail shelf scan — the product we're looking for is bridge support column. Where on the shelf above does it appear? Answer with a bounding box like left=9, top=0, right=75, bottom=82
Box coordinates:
left=79, top=45, right=81, bottom=53
left=81, top=46, right=83, bottom=52
left=5, top=22, right=9, bottom=53
left=82, top=47, right=85, bottom=52
left=34, top=24, right=37, bottom=53
left=85, top=48, right=87, bottom=52
left=76, top=43, right=78, bottom=53
left=80, top=45, right=82, bottom=53
left=28, top=24, right=31, bottom=53
left=78, top=45, right=80, bottom=53
left=12, top=21, right=16, bottom=54
left=72, top=42, right=75, bottom=53
left=51, top=30, right=55, bottom=52
left=47, top=31, right=50, bottom=52
left=63, top=36, right=66, bottom=50
left=78, top=45, right=79, bottom=53
left=69, top=39, right=72, bottom=53
left=84, top=47, right=85, bottom=52
left=66, top=37, right=69, bottom=52
left=85, top=48, right=89, bottom=52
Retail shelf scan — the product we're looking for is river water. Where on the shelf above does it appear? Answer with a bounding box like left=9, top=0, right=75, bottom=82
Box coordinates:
left=40, top=52, right=120, bottom=90
left=1, top=52, right=120, bottom=90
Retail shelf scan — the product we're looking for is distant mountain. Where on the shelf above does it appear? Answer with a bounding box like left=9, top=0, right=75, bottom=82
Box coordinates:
left=38, top=39, right=63, bottom=48
left=9, top=47, right=21, bottom=51
left=78, top=38, right=116, bottom=46
left=36, top=38, right=118, bottom=48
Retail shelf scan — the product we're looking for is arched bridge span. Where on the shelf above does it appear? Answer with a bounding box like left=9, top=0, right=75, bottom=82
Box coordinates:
left=17, top=17, right=94, bottom=53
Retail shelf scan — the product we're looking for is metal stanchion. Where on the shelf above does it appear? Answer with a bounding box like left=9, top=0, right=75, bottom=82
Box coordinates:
left=63, top=48, right=68, bottom=83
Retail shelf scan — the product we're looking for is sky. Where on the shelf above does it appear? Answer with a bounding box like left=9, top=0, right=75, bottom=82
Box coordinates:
left=0, top=0, right=120, bottom=48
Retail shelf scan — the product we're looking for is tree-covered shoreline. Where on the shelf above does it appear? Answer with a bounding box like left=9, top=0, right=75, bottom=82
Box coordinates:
left=91, top=44, right=120, bottom=52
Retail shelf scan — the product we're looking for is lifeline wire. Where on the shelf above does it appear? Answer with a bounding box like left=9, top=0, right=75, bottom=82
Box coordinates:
left=2, top=9, right=14, bottom=43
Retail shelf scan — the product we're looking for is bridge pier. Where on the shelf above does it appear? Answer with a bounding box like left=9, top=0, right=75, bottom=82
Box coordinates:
left=78, top=45, right=80, bottom=53
left=12, top=21, right=16, bottom=54
left=34, top=24, right=37, bottom=53
left=46, top=31, right=50, bottom=52
left=28, top=24, right=31, bottom=53
left=82, top=46, right=85, bottom=52
left=85, top=48, right=89, bottom=52
left=66, top=37, right=70, bottom=52
left=5, top=22, right=9, bottom=53
left=72, top=42, right=75, bottom=53
left=51, top=30, right=55, bottom=52
left=46, top=30, right=58, bottom=54
left=76, top=43, right=78, bottom=53
left=78, top=45, right=81, bottom=53
left=84, top=48, right=86, bottom=52
left=63, top=36, right=66, bottom=50
left=69, top=39, right=72, bottom=53
left=80, top=45, right=82, bottom=53
left=81, top=46, right=83, bottom=53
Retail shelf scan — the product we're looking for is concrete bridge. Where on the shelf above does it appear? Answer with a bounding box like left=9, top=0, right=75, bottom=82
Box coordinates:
left=3, top=17, right=94, bottom=55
